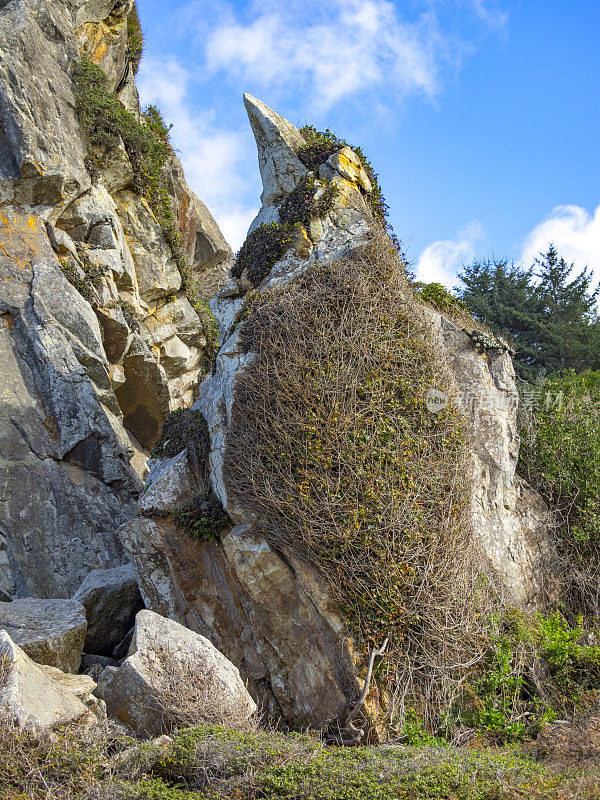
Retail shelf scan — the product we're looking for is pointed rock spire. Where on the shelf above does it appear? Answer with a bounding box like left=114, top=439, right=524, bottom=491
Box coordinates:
left=243, top=93, right=307, bottom=207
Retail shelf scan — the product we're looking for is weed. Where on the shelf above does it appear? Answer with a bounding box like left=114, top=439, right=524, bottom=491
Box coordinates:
left=151, top=408, right=209, bottom=460
left=279, top=174, right=338, bottom=229
left=231, top=222, right=299, bottom=287
left=172, top=492, right=229, bottom=542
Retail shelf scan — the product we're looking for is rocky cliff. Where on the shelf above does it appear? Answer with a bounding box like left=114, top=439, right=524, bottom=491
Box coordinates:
left=0, top=0, right=230, bottom=599
left=120, top=96, right=556, bottom=731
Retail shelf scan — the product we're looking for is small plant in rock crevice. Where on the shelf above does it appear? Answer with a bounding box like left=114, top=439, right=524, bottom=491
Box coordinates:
left=469, top=330, right=515, bottom=356
left=151, top=408, right=209, bottom=460
left=231, top=222, right=299, bottom=287
left=117, top=298, right=140, bottom=332
left=58, top=256, right=103, bottom=304
left=172, top=491, right=229, bottom=541
left=279, top=174, right=338, bottom=229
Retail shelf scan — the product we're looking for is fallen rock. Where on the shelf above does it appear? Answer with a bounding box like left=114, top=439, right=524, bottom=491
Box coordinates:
left=102, top=610, right=256, bottom=736
left=0, top=599, right=87, bottom=673
left=73, top=564, right=143, bottom=656
left=38, top=665, right=97, bottom=701
left=0, top=631, right=91, bottom=730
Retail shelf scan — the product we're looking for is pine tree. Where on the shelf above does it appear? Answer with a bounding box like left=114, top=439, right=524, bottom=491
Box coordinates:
left=457, top=246, right=600, bottom=380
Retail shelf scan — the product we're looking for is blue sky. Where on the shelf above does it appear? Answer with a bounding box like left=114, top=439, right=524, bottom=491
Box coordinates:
left=135, top=0, right=600, bottom=287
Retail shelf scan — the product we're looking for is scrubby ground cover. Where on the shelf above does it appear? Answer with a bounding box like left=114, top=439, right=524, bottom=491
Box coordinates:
left=2, top=722, right=600, bottom=800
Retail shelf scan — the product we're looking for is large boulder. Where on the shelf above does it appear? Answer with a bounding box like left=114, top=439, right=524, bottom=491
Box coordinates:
left=0, top=631, right=91, bottom=730
left=102, top=610, right=256, bottom=736
left=0, top=598, right=87, bottom=673
left=73, top=564, right=143, bottom=655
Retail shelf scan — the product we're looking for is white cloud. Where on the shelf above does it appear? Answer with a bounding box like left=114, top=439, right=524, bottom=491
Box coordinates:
left=199, top=0, right=456, bottom=111
left=519, top=204, right=600, bottom=271
left=465, top=0, right=509, bottom=28
left=415, top=221, right=485, bottom=285
left=136, top=57, right=258, bottom=250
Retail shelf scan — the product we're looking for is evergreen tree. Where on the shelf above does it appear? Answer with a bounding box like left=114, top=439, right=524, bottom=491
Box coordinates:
left=457, top=246, right=600, bottom=380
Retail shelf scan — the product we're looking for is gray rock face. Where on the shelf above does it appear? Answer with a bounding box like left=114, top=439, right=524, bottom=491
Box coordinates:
left=423, top=309, right=554, bottom=604
left=0, top=631, right=92, bottom=730
left=73, top=564, right=143, bottom=655
left=0, top=0, right=231, bottom=599
left=0, top=598, right=87, bottom=672
left=243, top=93, right=307, bottom=209
left=122, top=97, right=557, bottom=729
left=102, top=610, right=256, bottom=736
left=0, top=0, right=89, bottom=206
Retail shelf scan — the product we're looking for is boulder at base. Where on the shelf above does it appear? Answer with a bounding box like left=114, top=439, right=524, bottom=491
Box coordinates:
left=0, top=599, right=87, bottom=673
left=102, top=610, right=256, bottom=736
left=0, top=631, right=91, bottom=730
left=73, top=564, right=143, bottom=655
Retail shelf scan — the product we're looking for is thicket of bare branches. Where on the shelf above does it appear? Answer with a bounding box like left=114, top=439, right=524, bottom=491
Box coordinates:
left=223, top=228, right=501, bottom=730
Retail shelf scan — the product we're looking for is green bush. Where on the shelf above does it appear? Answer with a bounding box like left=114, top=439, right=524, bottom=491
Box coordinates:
left=414, top=282, right=469, bottom=317
left=151, top=408, right=210, bottom=460
left=172, top=492, right=228, bottom=541
left=460, top=610, right=600, bottom=742
left=231, top=222, right=299, bottom=287
left=518, top=370, right=600, bottom=610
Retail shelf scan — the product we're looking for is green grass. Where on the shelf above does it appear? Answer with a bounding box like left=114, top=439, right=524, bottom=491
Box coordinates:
left=118, top=726, right=597, bottom=800
left=2, top=721, right=599, bottom=800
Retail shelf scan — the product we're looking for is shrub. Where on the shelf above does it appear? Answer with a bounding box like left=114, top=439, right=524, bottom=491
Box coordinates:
left=470, top=330, right=515, bottom=356
left=172, top=492, right=229, bottom=541
left=518, top=370, right=600, bottom=614
left=231, top=222, right=299, bottom=287
left=151, top=408, right=209, bottom=461
left=279, top=174, right=337, bottom=229
left=459, top=610, right=600, bottom=743
left=127, top=3, right=144, bottom=74
left=223, top=228, right=497, bottom=731
left=414, top=282, right=469, bottom=317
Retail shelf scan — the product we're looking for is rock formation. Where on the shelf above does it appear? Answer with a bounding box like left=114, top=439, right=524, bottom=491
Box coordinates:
left=0, top=598, right=87, bottom=672
left=101, top=610, right=257, bottom=736
left=0, top=631, right=98, bottom=730
left=0, top=0, right=230, bottom=599
left=120, top=95, right=556, bottom=730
